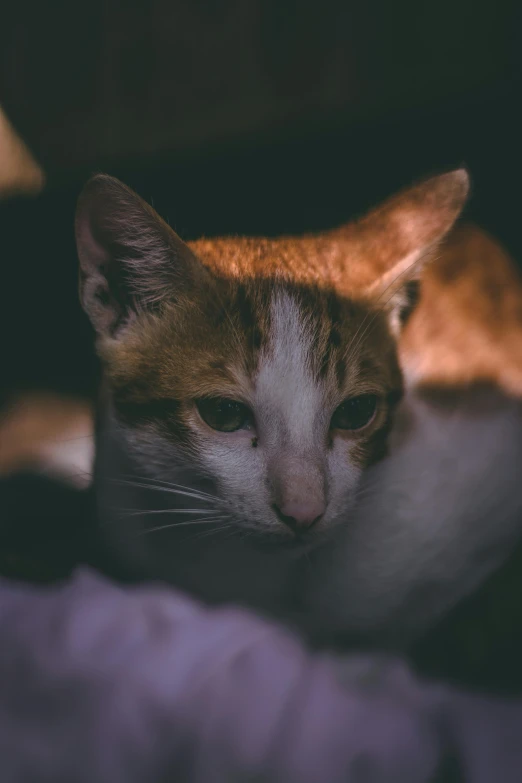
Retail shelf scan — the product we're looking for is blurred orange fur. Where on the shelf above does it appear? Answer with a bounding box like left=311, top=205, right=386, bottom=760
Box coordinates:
left=401, top=224, right=522, bottom=396
left=2, top=226, right=521, bottom=484
left=0, top=394, right=93, bottom=488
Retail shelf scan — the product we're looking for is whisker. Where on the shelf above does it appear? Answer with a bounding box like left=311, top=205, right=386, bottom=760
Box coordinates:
left=123, top=508, right=220, bottom=518
left=121, top=474, right=220, bottom=503
left=138, top=515, right=227, bottom=536
left=188, top=521, right=237, bottom=542
left=109, top=478, right=218, bottom=505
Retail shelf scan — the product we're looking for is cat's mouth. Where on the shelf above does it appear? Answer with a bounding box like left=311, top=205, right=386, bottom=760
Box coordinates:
left=243, top=523, right=326, bottom=553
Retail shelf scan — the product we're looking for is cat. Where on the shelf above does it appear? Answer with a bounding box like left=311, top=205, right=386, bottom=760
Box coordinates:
left=77, top=169, right=468, bottom=605
left=78, top=167, right=522, bottom=630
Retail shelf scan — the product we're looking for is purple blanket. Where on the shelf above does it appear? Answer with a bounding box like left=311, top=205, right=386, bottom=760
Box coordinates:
left=0, top=569, right=521, bottom=783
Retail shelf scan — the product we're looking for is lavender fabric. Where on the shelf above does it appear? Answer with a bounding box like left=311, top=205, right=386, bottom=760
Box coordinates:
left=0, top=570, right=521, bottom=782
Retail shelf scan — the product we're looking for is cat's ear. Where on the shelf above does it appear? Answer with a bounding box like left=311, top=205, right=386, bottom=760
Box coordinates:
left=346, top=168, right=469, bottom=330
left=76, top=174, right=205, bottom=337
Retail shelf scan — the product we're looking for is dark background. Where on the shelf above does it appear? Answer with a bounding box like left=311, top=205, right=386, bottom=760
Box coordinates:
left=1, top=0, right=520, bottom=401
left=1, top=0, right=522, bottom=687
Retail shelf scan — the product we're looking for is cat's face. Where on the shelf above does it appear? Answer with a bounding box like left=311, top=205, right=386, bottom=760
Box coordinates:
left=77, top=170, right=468, bottom=542
left=102, top=276, right=401, bottom=539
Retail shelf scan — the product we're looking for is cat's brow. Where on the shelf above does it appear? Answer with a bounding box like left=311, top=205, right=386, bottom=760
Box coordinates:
left=255, top=289, right=323, bottom=442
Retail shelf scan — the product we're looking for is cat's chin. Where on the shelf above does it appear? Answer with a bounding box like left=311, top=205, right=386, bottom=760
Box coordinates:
left=242, top=527, right=326, bottom=554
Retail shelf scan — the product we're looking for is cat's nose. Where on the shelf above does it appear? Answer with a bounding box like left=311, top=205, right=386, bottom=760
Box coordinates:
left=273, top=499, right=325, bottom=532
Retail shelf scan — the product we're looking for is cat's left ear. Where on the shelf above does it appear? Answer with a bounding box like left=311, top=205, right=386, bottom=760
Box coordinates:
left=340, top=168, right=469, bottom=331
left=76, top=174, right=207, bottom=338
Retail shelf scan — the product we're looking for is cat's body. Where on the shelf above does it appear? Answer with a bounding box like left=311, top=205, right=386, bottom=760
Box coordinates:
left=300, top=385, right=522, bottom=649
left=78, top=169, right=522, bottom=639
left=401, top=223, right=522, bottom=395
left=94, top=379, right=522, bottom=643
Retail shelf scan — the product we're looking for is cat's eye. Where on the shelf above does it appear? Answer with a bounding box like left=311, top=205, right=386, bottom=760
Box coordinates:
left=196, top=397, right=253, bottom=432
left=331, top=394, right=378, bottom=431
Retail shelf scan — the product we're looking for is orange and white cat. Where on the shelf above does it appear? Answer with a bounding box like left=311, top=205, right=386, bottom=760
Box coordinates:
left=76, top=169, right=522, bottom=620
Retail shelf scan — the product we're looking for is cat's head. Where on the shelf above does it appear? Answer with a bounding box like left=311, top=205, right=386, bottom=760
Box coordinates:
left=76, top=170, right=468, bottom=542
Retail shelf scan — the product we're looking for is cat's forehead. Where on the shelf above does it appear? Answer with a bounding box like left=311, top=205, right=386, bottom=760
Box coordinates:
left=104, top=276, right=398, bottom=407
left=188, top=233, right=355, bottom=291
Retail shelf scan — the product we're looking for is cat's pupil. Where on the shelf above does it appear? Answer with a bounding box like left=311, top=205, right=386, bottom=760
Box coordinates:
left=196, top=397, right=252, bottom=432
left=331, top=394, right=378, bottom=431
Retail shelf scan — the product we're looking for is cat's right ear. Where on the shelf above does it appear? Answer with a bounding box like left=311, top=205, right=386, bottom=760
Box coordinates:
left=76, top=174, right=205, bottom=338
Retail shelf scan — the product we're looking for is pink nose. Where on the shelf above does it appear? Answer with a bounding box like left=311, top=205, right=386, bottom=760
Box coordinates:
left=273, top=498, right=325, bottom=531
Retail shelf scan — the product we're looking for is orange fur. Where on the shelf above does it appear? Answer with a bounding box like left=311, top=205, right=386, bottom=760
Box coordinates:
left=0, top=394, right=93, bottom=487
left=75, top=169, right=522, bottom=504
left=92, top=170, right=469, bottom=429
left=188, top=170, right=468, bottom=297
left=400, top=225, right=522, bottom=396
